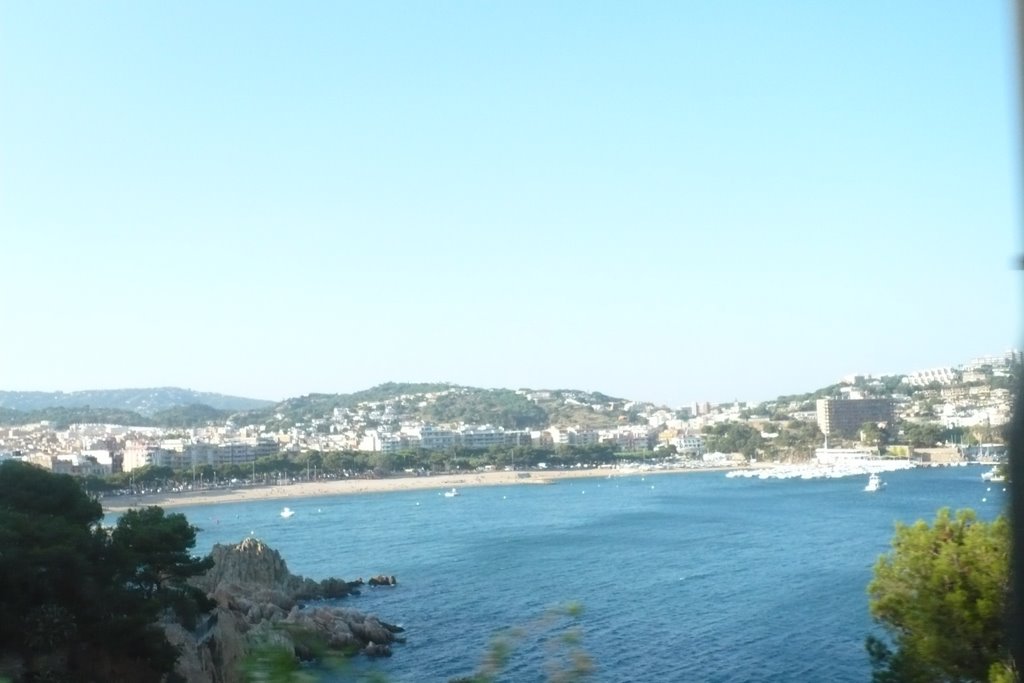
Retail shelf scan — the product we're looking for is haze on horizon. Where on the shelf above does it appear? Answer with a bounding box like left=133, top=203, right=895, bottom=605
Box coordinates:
left=0, top=2, right=1019, bottom=408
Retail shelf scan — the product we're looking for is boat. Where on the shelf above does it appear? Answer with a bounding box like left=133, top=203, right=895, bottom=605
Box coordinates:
left=981, top=466, right=1005, bottom=483
left=443, top=488, right=460, bottom=498
left=864, top=473, right=885, bottom=492
left=280, top=507, right=295, bottom=518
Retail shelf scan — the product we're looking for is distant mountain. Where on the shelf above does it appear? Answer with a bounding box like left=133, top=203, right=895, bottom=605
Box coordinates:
left=0, top=388, right=273, bottom=416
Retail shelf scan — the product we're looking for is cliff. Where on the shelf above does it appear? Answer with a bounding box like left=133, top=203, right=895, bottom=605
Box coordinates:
left=169, top=537, right=402, bottom=683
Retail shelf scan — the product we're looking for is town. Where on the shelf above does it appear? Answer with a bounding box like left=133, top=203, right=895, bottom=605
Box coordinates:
left=0, top=350, right=1016, bottom=488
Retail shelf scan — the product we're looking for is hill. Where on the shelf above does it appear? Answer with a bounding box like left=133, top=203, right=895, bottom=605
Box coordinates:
left=0, top=404, right=238, bottom=430
left=231, top=384, right=652, bottom=430
left=0, top=388, right=273, bottom=416
left=0, top=382, right=651, bottom=431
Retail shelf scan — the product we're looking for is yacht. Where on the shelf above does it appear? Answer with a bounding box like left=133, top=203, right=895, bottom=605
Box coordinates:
left=981, top=466, right=1005, bottom=483
left=443, top=488, right=460, bottom=498
left=280, top=506, right=296, bottom=518
left=864, top=473, right=885, bottom=492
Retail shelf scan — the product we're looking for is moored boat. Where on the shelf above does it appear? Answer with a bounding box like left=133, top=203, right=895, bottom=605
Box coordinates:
left=864, top=473, right=885, bottom=492
left=981, top=466, right=1005, bottom=483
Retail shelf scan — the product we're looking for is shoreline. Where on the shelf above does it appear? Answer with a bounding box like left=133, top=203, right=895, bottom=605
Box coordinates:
left=101, top=465, right=737, bottom=513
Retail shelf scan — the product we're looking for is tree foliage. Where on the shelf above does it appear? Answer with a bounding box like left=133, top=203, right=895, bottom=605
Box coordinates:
left=124, top=443, right=637, bottom=488
left=866, top=508, right=1013, bottom=682
left=0, top=388, right=269, bottom=415
left=860, top=421, right=889, bottom=449
left=150, top=403, right=234, bottom=428
left=111, top=507, right=215, bottom=625
left=232, top=385, right=642, bottom=431
left=0, top=405, right=152, bottom=429
left=773, top=383, right=846, bottom=405
left=450, top=603, right=593, bottom=683
left=769, top=420, right=823, bottom=459
left=424, top=389, right=548, bottom=429
left=0, top=402, right=235, bottom=430
left=0, top=461, right=213, bottom=682
left=702, top=422, right=763, bottom=458
left=898, top=422, right=950, bottom=448
left=233, top=384, right=457, bottom=428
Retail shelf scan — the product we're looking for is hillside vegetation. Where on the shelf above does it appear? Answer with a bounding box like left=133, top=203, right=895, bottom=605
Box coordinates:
left=0, top=388, right=271, bottom=415
left=0, top=383, right=647, bottom=431
left=0, top=404, right=233, bottom=430
left=228, top=384, right=646, bottom=431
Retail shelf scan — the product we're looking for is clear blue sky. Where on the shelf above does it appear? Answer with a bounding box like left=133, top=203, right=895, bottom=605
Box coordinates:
left=1, top=1, right=1020, bottom=406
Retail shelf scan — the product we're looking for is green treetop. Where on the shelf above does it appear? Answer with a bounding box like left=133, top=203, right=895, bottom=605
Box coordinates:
left=866, top=508, right=1013, bottom=683
left=0, top=460, right=213, bottom=682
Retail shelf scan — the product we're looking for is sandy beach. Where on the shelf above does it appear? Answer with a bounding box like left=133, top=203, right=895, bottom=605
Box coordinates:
left=101, top=464, right=737, bottom=513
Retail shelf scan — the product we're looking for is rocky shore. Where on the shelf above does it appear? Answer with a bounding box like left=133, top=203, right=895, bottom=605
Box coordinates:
left=167, top=537, right=402, bottom=682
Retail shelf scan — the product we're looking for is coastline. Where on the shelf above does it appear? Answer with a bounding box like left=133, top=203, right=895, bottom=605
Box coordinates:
left=101, top=464, right=737, bottom=513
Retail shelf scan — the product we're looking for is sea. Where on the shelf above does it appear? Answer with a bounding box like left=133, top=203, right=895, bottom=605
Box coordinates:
left=129, top=465, right=1008, bottom=682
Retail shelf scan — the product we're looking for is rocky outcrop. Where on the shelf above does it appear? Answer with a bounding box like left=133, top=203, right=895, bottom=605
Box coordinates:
left=168, top=538, right=402, bottom=683
left=192, top=537, right=366, bottom=605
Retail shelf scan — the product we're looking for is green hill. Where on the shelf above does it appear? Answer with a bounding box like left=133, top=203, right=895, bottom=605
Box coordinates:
left=0, top=387, right=272, bottom=416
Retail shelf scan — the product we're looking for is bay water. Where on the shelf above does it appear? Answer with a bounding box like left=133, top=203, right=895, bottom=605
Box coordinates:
left=161, top=466, right=1007, bottom=682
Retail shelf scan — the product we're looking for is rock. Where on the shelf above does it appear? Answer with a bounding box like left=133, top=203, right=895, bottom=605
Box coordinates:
left=246, top=601, right=285, bottom=623
left=321, top=576, right=362, bottom=597
left=193, top=538, right=309, bottom=599
left=209, top=608, right=250, bottom=683
left=344, top=611, right=402, bottom=644
left=261, top=588, right=296, bottom=612
left=363, top=642, right=392, bottom=657
left=169, top=537, right=401, bottom=682
left=165, top=622, right=214, bottom=683
left=167, top=607, right=249, bottom=683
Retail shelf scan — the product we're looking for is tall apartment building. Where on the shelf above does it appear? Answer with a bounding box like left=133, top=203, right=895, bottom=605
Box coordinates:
left=815, top=398, right=895, bottom=438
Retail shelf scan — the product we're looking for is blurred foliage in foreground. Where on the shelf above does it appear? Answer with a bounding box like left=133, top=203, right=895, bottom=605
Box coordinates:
left=242, top=603, right=593, bottom=683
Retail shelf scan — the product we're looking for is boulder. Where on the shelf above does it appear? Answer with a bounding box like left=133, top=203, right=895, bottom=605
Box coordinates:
left=192, top=537, right=323, bottom=600
left=363, top=642, right=392, bottom=657
left=169, top=537, right=401, bottom=682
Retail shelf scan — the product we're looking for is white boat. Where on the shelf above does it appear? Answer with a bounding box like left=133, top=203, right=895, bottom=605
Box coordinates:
left=280, top=507, right=295, bottom=518
left=443, top=488, right=460, bottom=498
left=981, top=466, right=1005, bottom=483
left=864, top=473, right=885, bottom=492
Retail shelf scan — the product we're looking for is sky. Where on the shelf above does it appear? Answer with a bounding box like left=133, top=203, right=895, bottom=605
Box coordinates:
left=0, top=1, right=1021, bottom=407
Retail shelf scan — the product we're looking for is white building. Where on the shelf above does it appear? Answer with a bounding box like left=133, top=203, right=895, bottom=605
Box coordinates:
left=964, top=351, right=1021, bottom=371
left=412, top=425, right=457, bottom=451
left=670, top=433, right=705, bottom=456
left=459, top=425, right=529, bottom=450
left=601, top=426, right=653, bottom=451
left=53, top=453, right=111, bottom=477
left=904, top=367, right=957, bottom=387
left=122, top=442, right=164, bottom=472
left=813, top=447, right=879, bottom=464
left=379, top=433, right=413, bottom=454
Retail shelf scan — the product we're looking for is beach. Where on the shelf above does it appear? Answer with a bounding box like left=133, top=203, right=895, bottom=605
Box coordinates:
left=101, top=464, right=736, bottom=513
